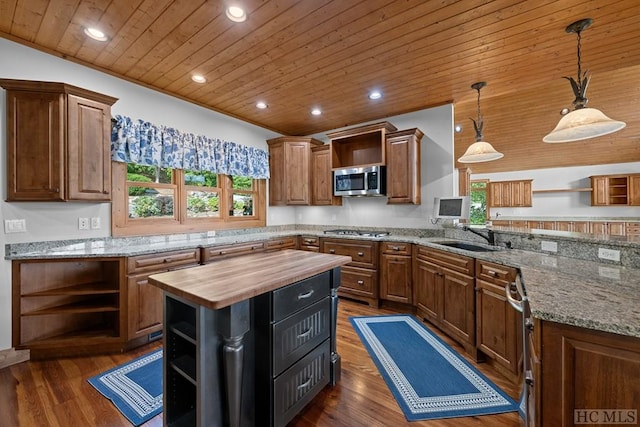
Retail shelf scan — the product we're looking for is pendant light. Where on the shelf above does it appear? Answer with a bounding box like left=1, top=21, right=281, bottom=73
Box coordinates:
left=458, top=81, right=504, bottom=163
left=543, top=18, right=625, bottom=143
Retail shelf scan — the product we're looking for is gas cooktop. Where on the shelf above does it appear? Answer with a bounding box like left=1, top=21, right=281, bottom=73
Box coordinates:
left=324, top=229, right=390, bottom=238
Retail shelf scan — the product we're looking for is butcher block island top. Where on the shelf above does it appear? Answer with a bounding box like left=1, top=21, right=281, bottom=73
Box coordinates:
left=148, top=249, right=352, bottom=309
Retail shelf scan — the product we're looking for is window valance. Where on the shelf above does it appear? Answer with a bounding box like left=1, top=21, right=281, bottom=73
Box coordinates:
left=110, top=115, right=270, bottom=179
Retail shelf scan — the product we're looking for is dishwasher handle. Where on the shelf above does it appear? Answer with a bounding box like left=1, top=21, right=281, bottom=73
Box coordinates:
left=505, top=281, right=524, bottom=313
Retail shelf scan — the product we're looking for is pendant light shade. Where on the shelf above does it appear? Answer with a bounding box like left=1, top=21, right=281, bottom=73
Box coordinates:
left=543, top=18, right=626, bottom=143
left=458, top=81, right=504, bottom=164
left=543, top=107, right=626, bottom=143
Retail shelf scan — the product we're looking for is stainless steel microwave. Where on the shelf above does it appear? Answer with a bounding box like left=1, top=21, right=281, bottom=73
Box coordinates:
left=333, top=165, right=386, bottom=197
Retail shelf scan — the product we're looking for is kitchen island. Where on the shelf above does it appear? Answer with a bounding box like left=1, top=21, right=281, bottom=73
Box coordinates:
left=147, top=249, right=351, bottom=427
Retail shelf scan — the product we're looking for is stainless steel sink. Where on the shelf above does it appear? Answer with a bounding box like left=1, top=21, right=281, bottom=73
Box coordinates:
left=432, top=241, right=499, bottom=252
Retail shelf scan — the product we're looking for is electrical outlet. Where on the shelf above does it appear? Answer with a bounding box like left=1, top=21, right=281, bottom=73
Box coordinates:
left=4, top=219, right=27, bottom=233
left=598, top=248, right=620, bottom=262
left=78, top=217, right=89, bottom=230
left=90, top=217, right=101, bottom=229
left=541, top=241, right=557, bottom=252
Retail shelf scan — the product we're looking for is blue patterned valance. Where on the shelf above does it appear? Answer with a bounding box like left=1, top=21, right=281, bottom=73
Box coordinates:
left=111, top=115, right=270, bottom=179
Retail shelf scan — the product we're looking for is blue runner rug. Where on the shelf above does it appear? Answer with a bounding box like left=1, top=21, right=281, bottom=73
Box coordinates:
left=350, top=315, right=518, bottom=421
left=88, top=349, right=163, bottom=426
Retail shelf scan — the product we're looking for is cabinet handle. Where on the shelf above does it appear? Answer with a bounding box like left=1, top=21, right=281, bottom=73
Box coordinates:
left=357, top=280, right=364, bottom=285
left=51, top=188, right=60, bottom=193
left=163, top=258, right=172, bottom=263
left=391, top=246, right=400, bottom=251
left=357, top=252, right=364, bottom=256
left=297, top=290, right=314, bottom=300
left=487, top=270, right=499, bottom=277
left=219, top=251, right=225, bottom=255
left=329, top=249, right=335, bottom=254
left=505, top=282, right=524, bottom=312
left=297, top=377, right=313, bottom=390
left=103, top=190, right=109, bottom=194
left=304, top=239, right=314, bottom=244
left=297, top=328, right=312, bottom=339
left=525, top=369, right=534, bottom=386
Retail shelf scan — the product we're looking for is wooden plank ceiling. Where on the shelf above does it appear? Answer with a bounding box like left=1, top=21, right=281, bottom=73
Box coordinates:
left=1, top=0, right=639, bottom=172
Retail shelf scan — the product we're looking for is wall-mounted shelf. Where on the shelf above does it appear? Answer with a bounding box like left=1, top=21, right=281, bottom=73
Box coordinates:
left=532, top=188, right=593, bottom=194
left=328, top=121, right=397, bottom=168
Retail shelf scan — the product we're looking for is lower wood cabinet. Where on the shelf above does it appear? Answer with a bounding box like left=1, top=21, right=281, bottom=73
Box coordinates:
left=379, top=242, right=412, bottom=304
left=536, top=320, right=640, bottom=427
left=298, top=235, right=320, bottom=252
left=475, top=260, right=522, bottom=377
left=202, top=241, right=266, bottom=262
left=11, top=257, right=125, bottom=359
left=321, top=238, right=379, bottom=307
left=266, top=236, right=298, bottom=251
left=413, top=245, right=476, bottom=354
left=126, top=248, right=200, bottom=341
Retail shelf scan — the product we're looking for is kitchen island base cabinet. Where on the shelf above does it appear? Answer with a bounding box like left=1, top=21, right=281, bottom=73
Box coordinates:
left=152, top=252, right=348, bottom=427
left=536, top=320, right=640, bottom=427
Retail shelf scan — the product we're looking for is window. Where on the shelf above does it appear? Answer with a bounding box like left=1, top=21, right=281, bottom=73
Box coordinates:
left=469, top=180, right=489, bottom=225
left=112, top=162, right=266, bottom=236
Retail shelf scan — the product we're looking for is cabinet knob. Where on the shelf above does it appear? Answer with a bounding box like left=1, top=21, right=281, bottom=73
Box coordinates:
left=357, top=280, right=364, bottom=285
left=357, top=252, right=364, bottom=256
left=103, top=190, right=109, bottom=194
left=329, top=249, right=335, bottom=254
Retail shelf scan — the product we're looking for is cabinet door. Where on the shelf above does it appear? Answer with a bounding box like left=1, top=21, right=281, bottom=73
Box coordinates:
left=268, top=141, right=285, bottom=205
left=609, top=222, right=626, bottom=236
left=489, top=182, right=512, bottom=207
left=380, top=254, right=412, bottom=303
left=440, top=268, right=475, bottom=346
left=590, top=176, right=609, bottom=206
left=385, top=129, right=422, bottom=204
left=513, top=180, right=533, bottom=207
left=285, top=141, right=312, bottom=204
left=540, top=321, right=640, bottom=427
left=67, top=94, right=112, bottom=200
left=6, top=90, right=65, bottom=201
left=476, top=279, right=521, bottom=374
left=630, top=175, right=640, bottom=206
left=127, top=274, right=164, bottom=339
left=311, top=145, right=341, bottom=206
left=413, top=257, right=441, bottom=325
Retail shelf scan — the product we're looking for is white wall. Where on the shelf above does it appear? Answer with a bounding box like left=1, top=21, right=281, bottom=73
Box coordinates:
left=473, top=163, right=640, bottom=218
left=277, top=104, right=457, bottom=229
left=0, top=38, right=278, bottom=351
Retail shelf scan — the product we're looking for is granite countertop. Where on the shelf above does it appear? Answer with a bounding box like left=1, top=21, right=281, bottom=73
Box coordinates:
left=6, top=229, right=640, bottom=339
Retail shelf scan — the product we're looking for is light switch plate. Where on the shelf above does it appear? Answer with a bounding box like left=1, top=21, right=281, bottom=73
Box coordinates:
left=4, top=219, right=26, bottom=233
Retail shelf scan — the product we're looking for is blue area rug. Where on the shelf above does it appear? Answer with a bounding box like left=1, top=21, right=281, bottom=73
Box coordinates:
left=88, top=349, right=163, bottom=426
left=350, top=315, right=518, bottom=421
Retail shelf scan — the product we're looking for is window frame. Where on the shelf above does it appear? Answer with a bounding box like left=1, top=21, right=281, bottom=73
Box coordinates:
left=111, top=162, right=266, bottom=237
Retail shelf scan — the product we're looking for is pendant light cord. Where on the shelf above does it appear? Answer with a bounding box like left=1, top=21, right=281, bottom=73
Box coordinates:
left=576, top=29, right=583, bottom=90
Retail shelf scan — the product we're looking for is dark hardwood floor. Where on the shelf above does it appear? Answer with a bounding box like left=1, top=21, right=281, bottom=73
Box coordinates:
left=0, top=299, right=522, bottom=427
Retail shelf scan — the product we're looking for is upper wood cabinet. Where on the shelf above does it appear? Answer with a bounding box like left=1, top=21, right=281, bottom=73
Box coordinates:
left=385, top=128, right=424, bottom=204
left=590, top=174, right=640, bottom=206
left=267, top=136, right=323, bottom=206
left=311, top=144, right=342, bottom=206
left=1, top=79, right=117, bottom=202
left=328, top=121, right=397, bottom=168
left=489, top=179, right=533, bottom=207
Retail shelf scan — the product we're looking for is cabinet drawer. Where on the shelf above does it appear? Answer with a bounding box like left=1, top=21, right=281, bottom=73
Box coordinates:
left=340, top=266, right=377, bottom=296
left=201, top=241, right=265, bottom=263
left=273, top=297, right=330, bottom=376
left=266, top=236, right=298, bottom=251
left=321, top=239, right=378, bottom=269
left=127, top=248, right=200, bottom=274
left=381, top=241, right=411, bottom=255
left=273, top=271, right=329, bottom=322
left=414, top=246, right=474, bottom=276
left=476, top=260, right=517, bottom=284
left=298, top=235, right=319, bottom=247
left=274, top=339, right=330, bottom=427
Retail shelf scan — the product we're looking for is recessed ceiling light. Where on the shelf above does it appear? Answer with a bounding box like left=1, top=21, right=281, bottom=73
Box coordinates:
left=83, top=27, right=109, bottom=42
left=191, top=75, right=207, bottom=83
left=369, top=91, right=382, bottom=100
left=226, top=6, right=247, bottom=22
left=256, top=101, right=268, bottom=109
left=311, top=108, right=322, bottom=116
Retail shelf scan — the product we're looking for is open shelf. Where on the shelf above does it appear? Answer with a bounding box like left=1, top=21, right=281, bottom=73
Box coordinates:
left=22, top=298, right=119, bottom=316
left=169, top=321, right=197, bottom=344
left=170, top=354, right=197, bottom=386
left=532, top=188, right=592, bottom=194
left=22, top=281, right=118, bottom=297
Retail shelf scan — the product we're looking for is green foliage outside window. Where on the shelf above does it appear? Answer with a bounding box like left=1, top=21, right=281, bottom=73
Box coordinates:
left=469, top=182, right=487, bottom=225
